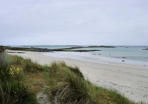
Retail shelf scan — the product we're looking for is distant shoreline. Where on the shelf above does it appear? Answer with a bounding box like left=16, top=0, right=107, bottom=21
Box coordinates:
left=3, top=45, right=148, bottom=65
left=2, top=45, right=116, bottom=52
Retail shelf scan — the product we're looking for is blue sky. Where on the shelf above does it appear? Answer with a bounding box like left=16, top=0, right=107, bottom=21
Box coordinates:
left=0, top=0, right=148, bottom=45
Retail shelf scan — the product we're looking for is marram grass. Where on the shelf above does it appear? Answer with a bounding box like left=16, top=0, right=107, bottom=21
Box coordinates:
left=46, top=62, right=135, bottom=104
left=0, top=53, right=143, bottom=104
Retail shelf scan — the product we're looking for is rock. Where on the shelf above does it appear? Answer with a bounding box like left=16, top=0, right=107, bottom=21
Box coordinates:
left=37, top=92, right=50, bottom=104
left=143, top=48, right=148, bottom=50
left=122, top=60, right=125, bottom=62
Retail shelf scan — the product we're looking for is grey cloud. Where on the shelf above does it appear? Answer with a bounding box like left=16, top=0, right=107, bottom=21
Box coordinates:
left=0, top=0, right=148, bottom=45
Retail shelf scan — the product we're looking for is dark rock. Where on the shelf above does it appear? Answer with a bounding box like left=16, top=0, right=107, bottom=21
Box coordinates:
left=122, top=60, right=125, bottom=62
left=143, top=48, right=148, bottom=50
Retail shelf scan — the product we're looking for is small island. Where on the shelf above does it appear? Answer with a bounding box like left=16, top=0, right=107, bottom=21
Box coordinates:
left=143, top=48, right=148, bottom=50
left=87, top=45, right=116, bottom=48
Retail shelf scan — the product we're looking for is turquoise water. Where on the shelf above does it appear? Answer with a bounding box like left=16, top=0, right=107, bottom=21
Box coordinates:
left=20, top=45, right=148, bottom=62
left=73, top=46, right=148, bottom=62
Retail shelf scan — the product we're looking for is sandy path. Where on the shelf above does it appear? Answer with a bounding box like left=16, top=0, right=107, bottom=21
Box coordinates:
left=8, top=51, right=148, bottom=103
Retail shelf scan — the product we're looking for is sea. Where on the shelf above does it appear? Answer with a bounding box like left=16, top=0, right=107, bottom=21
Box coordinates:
left=17, top=45, right=148, bottom=66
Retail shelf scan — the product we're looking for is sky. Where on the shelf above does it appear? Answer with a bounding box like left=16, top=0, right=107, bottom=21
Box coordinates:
left=0, top=0, right=148, bottom=45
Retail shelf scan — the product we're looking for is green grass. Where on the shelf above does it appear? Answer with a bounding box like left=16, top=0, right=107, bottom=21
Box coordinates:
left=0, top=46, right=5, bottom=52
left=0, top=81, right=36, bottom=104
left=0, top=53, right=38, bottom=104
left=0, top=53, right=142, bottom=104
left=46, top=63, right=135, bottom=104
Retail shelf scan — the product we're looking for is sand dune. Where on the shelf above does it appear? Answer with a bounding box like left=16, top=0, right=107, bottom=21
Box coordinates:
left=8, top=50, right=148, bottom=103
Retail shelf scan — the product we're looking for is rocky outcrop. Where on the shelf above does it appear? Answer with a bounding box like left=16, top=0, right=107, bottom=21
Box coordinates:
left=143, top=48, right=148, bottom=50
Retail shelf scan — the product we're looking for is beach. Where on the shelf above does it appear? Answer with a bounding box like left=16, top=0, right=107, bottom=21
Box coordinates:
left=8, top=50, right=148, bottom=103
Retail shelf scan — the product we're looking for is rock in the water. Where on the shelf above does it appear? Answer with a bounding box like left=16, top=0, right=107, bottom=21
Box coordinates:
left=122, top=60, right=125, bottom=62
left=143, top=48, right=148, bottom=50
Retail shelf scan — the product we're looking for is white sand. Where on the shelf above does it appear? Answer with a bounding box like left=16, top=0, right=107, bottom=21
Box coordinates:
left=8, top=50, right=148, bottom=103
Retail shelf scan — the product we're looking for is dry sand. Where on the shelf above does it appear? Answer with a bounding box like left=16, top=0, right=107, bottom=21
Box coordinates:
left=8, top=50, right=148, bottom=103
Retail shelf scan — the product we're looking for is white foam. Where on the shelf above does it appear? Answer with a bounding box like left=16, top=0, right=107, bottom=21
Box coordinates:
left=43, top=52, right=148, bottom=66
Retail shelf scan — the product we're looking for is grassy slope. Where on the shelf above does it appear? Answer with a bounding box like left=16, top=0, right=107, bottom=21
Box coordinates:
left=0, top=53, right=137, bottom=104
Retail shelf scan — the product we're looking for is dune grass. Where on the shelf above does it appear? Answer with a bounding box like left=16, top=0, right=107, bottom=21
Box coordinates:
left=0, top=53, right=138, bottom=104
left=0, top=53, right=38, bottom=104
left=46, top=63, right=135, bottom=104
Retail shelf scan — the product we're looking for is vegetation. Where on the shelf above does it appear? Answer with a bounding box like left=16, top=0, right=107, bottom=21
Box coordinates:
left=0, top=52, right=138, bottom=104
left=0, top=54, right=38, bottom=104
left=0, top=46, right=5, bottom=63
left=46, top=63, right=135, bottom=104
left=0, top=46, right=5, bottom=52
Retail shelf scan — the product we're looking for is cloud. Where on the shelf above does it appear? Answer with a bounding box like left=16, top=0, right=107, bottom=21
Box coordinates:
left=0, top=0, right=148, bottom=45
